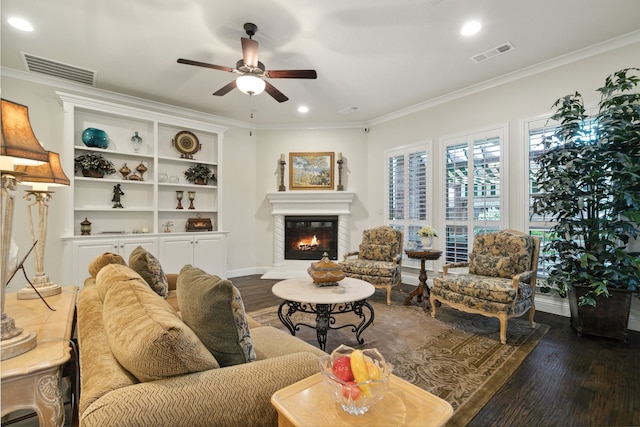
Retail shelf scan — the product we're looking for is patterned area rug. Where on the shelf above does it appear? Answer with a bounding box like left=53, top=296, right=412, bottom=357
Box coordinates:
left=248, top=288, right=549, bottom=426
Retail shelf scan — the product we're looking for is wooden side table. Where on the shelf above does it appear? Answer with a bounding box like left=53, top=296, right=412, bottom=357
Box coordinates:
left=271, top=372, right=453, bottom=427
left=1, top=286, right=79, bottom=427
left=404, top=250, right=442, bottom=309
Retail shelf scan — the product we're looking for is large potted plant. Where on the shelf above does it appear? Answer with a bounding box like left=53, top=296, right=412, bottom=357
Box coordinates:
left=532, top=68, right=640, bottom=341
left=74, top=153, right=116, bottom=178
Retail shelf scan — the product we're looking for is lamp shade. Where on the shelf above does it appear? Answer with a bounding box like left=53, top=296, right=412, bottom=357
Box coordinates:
left=16, top=151, right=70, bottom=188
left=1, top=99, right=49, bottom=166
left=236, top=75, right=266, bottom=95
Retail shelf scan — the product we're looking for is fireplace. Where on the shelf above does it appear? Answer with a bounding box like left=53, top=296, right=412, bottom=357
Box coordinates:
left=285, top=216, right=338, bottom=260
left=264, top=191, right=355, bottom=279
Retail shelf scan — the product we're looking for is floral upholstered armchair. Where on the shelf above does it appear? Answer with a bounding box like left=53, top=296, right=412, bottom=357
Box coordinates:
left=430, top=229, right=539, bottom=344
left=341, top=226, right=403, bottom=305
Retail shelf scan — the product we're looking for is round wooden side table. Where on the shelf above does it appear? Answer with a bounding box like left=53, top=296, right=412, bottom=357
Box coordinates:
left=404, top=249, right=442, bottom=309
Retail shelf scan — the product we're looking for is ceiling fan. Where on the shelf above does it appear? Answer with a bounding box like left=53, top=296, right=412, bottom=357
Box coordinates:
left=177, top=23, right=317, bottom=103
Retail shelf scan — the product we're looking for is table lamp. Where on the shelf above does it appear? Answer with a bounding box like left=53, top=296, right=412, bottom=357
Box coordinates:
left=15, top=151, right=70, bottom=299
left=1, top=98, right=49, bottom=360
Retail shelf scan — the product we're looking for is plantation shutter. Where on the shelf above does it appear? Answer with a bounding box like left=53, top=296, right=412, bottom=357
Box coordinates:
left=385, top=143, right=430, bottom=261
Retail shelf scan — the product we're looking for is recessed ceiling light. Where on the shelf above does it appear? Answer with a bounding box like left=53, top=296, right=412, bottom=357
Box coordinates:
left=460, top=20, right=481, bottom=36
left=8, top=17, right=34, bottom=32
left=298, top=106, right=309, bottom=113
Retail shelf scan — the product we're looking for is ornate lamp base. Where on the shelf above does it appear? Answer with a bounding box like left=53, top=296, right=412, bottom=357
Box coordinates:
left=1, top=314, right=37, bottom=360
left=17, top=276, right=62, bottom=300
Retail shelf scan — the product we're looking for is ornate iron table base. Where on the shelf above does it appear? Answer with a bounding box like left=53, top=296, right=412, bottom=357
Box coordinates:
left=277, top=300, right=374, bottom=351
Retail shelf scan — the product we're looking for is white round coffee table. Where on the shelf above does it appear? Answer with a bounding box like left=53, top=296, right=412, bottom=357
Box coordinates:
left=272, top=277, right=375, bottom=351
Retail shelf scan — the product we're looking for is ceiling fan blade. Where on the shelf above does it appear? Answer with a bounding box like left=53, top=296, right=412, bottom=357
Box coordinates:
left=264, top=81, right=289, bottom=103
left=212, top=80, right=237, bottom=96
left=177, top=58, right=234, bottom=73
left=266, top=69, right=317, bottom=79
left=241, top=37, right=259, bottom=68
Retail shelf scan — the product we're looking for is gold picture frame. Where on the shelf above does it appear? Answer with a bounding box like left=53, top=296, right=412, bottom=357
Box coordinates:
left=289, top=152, right=335, bottom=190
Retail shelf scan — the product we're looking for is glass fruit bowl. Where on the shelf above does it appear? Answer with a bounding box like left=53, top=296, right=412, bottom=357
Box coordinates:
left=318, top=344, right=392, bottom=415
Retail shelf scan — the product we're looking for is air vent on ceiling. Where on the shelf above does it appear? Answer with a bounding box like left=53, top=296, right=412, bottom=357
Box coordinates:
left=471, top=42, right=515, bottom=64
left=338, top=106, right=359, bottom=115
left=22, top=52, right=96, bottom=86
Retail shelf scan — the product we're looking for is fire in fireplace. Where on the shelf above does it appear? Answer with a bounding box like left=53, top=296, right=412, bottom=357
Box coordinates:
left=284, top=216, right=338, bottom=260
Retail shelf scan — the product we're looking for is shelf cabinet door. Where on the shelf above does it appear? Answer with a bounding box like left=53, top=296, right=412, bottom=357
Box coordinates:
left=70, top=239, right=119, bottom=287
left=158, top=236, right=195, bottom=274
left=158, top=234, right=227, bottom=277
left=68, top=237, right=159, bottom=287
left=193, top=234, right=227, bottom=278
left=119, top=238, right=158, bottom=262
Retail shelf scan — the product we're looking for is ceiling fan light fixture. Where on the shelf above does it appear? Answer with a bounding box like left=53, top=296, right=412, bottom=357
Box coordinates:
left=236, top=75, right=266, bottom=95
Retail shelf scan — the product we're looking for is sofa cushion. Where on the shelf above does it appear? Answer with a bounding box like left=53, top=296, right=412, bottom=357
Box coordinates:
left=97, top=264, right=219, bottom=382
left=128, top=246, right=169, bottom=298
left=469, top=253, right=530, bottom=278
left=177, top=265, right=256, bottom=367
left=341, top=259, right=398, bottom=277
left=359, top=244, right=394, bottom=261
left=88, top=252, right=127, bottom=278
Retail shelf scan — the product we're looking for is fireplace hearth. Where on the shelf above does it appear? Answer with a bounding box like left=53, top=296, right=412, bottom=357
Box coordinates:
left=285, top=216, right=338, bottom=260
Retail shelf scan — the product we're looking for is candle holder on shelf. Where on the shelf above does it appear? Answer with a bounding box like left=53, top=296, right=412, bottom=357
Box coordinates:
left=136, top=162, right=147, bottom=181
left=188, top=191, right=196, bottom=209
left=337, top=154, right=344, bottom=191
left=278, top=155, right=286, bottom=192
left=176, top=190, right=184, bottom=209
left=119, top=163, right=131, bottom=180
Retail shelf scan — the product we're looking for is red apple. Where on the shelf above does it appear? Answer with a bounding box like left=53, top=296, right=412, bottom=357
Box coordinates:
left=342, top=381, right=362, bottom=400
left=332, top=355, right=354, bottom=382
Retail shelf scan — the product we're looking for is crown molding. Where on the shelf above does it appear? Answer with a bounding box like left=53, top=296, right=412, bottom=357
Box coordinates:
left=4, top=29, right=639, bottom=131
left=368, top=30, right=640, bottom=127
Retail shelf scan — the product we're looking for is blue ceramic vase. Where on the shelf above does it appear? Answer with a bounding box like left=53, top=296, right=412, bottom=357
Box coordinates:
left=82, top=128, right=109, bottom=149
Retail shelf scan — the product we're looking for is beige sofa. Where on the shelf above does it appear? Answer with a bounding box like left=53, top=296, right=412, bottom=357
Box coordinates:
left=77, top=265, right=325, bottom=427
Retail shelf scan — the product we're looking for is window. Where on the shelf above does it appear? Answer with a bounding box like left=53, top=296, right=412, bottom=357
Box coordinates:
left=385, top=142, right=431, bottom=263
left=526, top=116, right=598, bottom=278
left=443, top=127, right=506, bottom=262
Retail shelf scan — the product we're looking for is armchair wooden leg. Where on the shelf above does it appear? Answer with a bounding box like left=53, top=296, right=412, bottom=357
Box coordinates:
left=528, top=306, right=536, bottom=328
left=498, top=314, right=508, bottom=344
left=385, top=286, right=391, bottom=305
left=430, top=294, right=438, bottom=318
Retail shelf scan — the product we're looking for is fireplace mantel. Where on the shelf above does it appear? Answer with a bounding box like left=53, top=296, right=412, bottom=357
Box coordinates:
left=263, top=192, right=355, bottom=279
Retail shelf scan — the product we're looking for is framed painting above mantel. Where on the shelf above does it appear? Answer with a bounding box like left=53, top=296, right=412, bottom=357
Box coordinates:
left=289, top=152, right=334, bottom=190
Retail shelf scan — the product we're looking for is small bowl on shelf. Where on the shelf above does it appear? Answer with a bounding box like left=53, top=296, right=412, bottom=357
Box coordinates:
left=318, top=344, right=392, bottom=415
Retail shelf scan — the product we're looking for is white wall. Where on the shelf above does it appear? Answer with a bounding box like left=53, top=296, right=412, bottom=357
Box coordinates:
left=3, top=40, right=639, bottom=298
left=250, top=128, right=369, bottom=275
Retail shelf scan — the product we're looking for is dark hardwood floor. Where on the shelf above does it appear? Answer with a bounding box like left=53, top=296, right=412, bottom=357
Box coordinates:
left=234, top=275, right=640, bottom=427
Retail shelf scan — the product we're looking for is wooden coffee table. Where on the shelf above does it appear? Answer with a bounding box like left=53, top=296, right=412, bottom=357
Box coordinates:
left=272, top=278, right=375, bottom=351
left=271, top=372, right=453, bottom=427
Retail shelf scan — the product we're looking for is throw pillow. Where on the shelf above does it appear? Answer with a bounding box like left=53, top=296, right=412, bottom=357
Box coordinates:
left=88, top=252, right=127, bottom=278
left=359, top=244, right=394, bottom=261
left=97, top=264, right=219, bottom=382
left=469, top=253, right=530, bottom=278
left=177, top=265, right=256, bottom=367
left=128, top=246, right=169, bottom=298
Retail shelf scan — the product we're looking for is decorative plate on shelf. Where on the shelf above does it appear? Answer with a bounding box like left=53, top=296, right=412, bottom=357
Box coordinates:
left=172, top=130, right=201, bottom=159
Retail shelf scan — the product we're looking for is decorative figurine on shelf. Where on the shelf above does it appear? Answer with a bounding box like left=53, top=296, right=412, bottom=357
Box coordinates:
left=119, top=163, right=131, bottom=180
left=188, top=191, right=196, bottom=209
left=80, top=217, right=92, bottom=235
left=337, top=152, right=344, bottom=191
left=131, top=131, right=143, bottom=153
left=163, top=221, right=174, bottom=233
left=176, top=190, right=184, bottom=209
left=112, top=184, right=124, bottom=208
